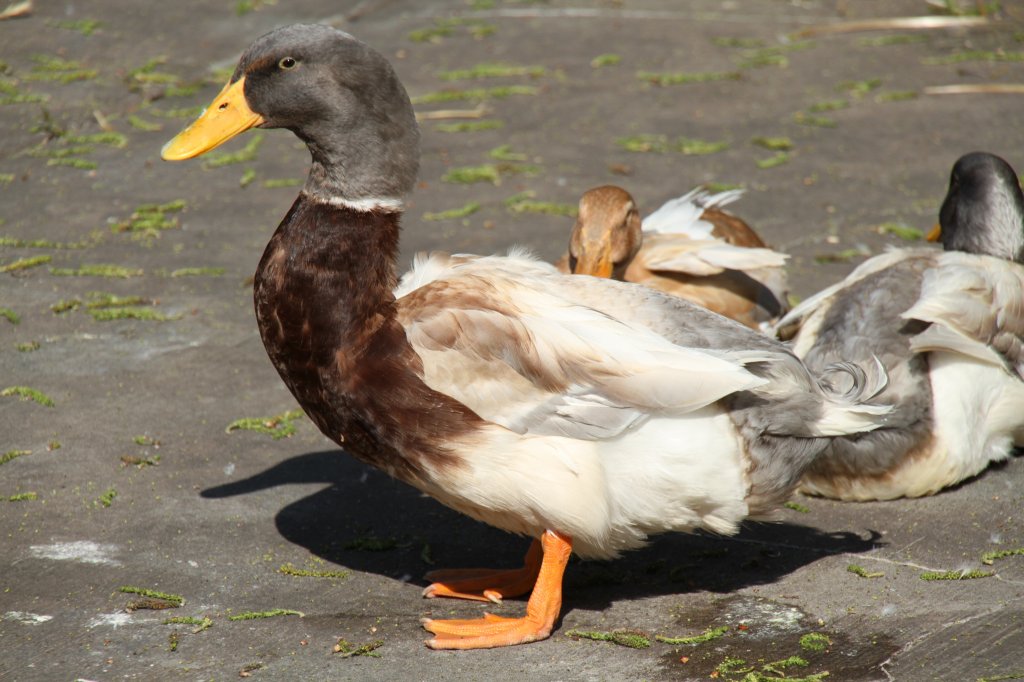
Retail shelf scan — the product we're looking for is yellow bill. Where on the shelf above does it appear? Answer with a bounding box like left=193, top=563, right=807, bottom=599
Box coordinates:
left=926, top=223, right=942, bottom=242
left=573, top=248, right=614, bottom=279
left=161, top=77, right=264, bottom=161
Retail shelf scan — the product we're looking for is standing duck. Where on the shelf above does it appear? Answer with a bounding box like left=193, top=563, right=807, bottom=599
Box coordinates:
left=162, top=24, right=890, bottom=649
left=556, top=185, right=791, bottom=330
left=774, top=152, right=1024, bottom=501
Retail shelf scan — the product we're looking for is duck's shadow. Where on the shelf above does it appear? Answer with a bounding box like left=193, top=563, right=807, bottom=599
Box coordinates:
left=202, top=449, right=881, bottom=609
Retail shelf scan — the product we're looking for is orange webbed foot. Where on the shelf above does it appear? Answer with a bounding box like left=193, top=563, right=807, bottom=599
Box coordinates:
left=422, top=537, right=543, bottom=603
left=422, top=531, right=572, bottom=650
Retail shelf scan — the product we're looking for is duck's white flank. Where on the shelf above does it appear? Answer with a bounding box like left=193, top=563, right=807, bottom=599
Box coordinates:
left=421, top=409, right=750, bottom=560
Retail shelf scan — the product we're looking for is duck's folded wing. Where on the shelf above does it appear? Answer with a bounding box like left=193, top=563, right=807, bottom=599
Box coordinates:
left=901, top=252, right=1024, bottom=379
left=771, top=248, right=929, bottom=339
left=642, top=187, right=744, bottom=238
left=640, top=237, right=788, bottom=276
left=395, top=253, right=768, bottom=440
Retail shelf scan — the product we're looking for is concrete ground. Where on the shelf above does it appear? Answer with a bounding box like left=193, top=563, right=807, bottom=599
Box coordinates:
left=2, top=1, right=1023, bottom=680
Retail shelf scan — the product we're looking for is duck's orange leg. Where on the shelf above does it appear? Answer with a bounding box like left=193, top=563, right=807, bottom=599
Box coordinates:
left=422, top=531, right=572, bottom=650
left=422, top=537, right=542, bottom=603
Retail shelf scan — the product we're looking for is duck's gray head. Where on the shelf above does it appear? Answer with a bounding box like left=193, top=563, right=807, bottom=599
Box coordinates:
left=936, top=152, right=1024, bottom=263
left=162, top=24, right=420, bottom=204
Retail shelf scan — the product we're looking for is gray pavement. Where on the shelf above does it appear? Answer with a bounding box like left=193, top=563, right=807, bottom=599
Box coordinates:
left=2, top=1, right=1023, bottom=680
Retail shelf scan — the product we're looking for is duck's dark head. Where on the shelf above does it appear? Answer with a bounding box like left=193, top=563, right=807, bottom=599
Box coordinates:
left=162, top=24, right=420, bottom=207
left=933, top=152, right=1024, bottom=263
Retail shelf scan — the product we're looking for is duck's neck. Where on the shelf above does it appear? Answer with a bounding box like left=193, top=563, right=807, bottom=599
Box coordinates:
left=252, top=192, right=474, bottom=482
left=256, top=192, right=401, bottom=353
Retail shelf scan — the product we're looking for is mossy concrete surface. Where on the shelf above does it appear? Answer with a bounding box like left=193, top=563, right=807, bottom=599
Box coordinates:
left=1, top=1, right=1023, bottom=680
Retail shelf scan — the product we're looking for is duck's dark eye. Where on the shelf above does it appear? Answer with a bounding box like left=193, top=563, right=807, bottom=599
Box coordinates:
left=279, top=57, right=297, bottom=70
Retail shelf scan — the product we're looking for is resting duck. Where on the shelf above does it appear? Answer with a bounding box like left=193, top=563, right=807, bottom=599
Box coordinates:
left=556, top=185, right=791, bottom=330
left=774, top=152, right=1024, bottom=501
left=162, top=24, right=890, bottom=649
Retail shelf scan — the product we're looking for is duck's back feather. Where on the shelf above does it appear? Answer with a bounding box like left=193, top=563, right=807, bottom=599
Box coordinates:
left=902, top=251, right=1024, bottom=379
left=396, top=252, right=771, bottom=441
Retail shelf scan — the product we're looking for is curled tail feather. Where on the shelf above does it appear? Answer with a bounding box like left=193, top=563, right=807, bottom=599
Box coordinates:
left=812, top=355, right=892, bottom=437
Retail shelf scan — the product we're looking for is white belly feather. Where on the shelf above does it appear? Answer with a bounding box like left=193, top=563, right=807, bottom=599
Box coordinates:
left=419, top=406, right=749, bottom=560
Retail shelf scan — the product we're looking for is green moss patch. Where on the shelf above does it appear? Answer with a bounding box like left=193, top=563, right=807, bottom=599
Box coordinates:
left=434, top=120, right=504, bottom=133
left=262, top=178, right=302, bottom=188
left=90, top=307, right=176, bottom=322
left=0, top=307, right=20, bottom=324
left=591, top=53, right=622, bottom=68
left=278, top=563, right=349, bottom=579
left=505, top=193, right=577, bottom=217
left=0, top=235, right=90, bottom=249
left=48, top=18, right=103, bottom=35
left=784, top=500, right=810, bottom=513
left=127, top=115, right=162, bottom=131
left=734, top=41, right=816, bottom=70
left=170, top=267, right=225, bottom=277
left=878, top=223, right=924, bottom=241
left=163, top=615, right=212, bottom=633
left=95, top=487, right=117, bottom=508
left=637, top=70, right=741, bottom=86
left=920, top=569, right=994, bottom=581
left=656, top=625, right=729, bottom=645
left=412, top=85, right=538, bottom=105
left=45, top=158, right=97, bottom=170
left=50, top=264, right=143, bottom=278
left=488, top=144, right=527, bottom=162
left=875, top=90, right=918, bottom=103
left=119, top=586, right=184, bottom=606
left=127, top=597, right=180, bottom=612
left=441, top=164, right=499, bottom=184
left=438, top=62, right=546, bottom=81
left=794, top=112, right=838, bottom=128
left=1, top=386, right=54, bottom=407
left=799, top=632, right=831, bottom=651
left=847, top=564, right=884, bottom=578
left=423, top=202, right=481, bottom=221
left=0, top=78, right=48, bottom=106
left=811, top=100, right=849, bottom=114
left=752, top=136, right=794, bottom=151
left=333, top=638, right=384, bottom=657
left=226, top=409, right=304, bottom=439
left=858, top=34, right=926, bottom=47
left=706, top=656, right=831, bottom=681
left=203, top=133, right=263, bottom=169
left=67, top=132, right=127, bottom=148
left=756, top=152, right=791, bottom=169
left=26, top=55, right=97, bottom=83
left=565, top=628, right=650, bottom=649
left=228, top=609, right=302, bottom=621
left=837, top=78, right=883, bottom=98
left=0, top=255, right=51, bottom=273
left=0, top=450, right=32, bottom=466
left=111, top=200, right=186, bottom=236
left=236, top=0, right=277, bottom=15
left=408, top=18, right=496, bottom=43
left=616, top=134, right=728, bottom=155
left=6, top=492, right=38, bottom=501
left=924, top=50, right=1024, bottom=65
left=121, top=455, right=161, bottom=468
left=149, top=105, right=204, bottom=119
left=981, top=547, right=1024, bottom=565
